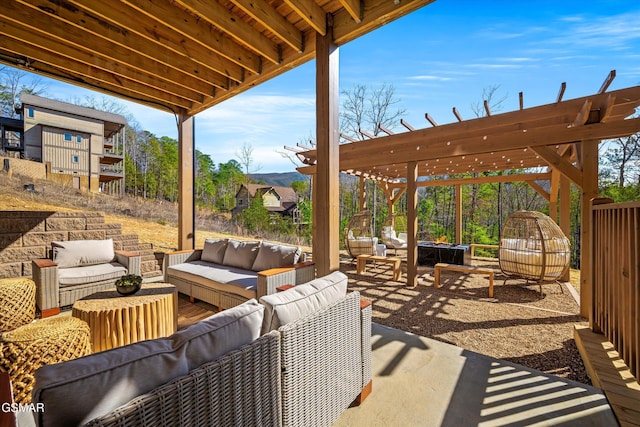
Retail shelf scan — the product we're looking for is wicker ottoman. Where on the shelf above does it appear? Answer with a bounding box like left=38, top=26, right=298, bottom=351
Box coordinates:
left=0, top=317, right=92, bottom=403
left=0, top=277, right=36, bottom=332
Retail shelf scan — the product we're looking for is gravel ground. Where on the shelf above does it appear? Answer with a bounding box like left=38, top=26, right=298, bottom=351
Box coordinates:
left=341, top=255, right=591, bottom=385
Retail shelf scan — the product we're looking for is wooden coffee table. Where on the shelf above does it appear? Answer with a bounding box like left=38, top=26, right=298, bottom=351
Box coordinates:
left=72, top=282, right=178, bottom=352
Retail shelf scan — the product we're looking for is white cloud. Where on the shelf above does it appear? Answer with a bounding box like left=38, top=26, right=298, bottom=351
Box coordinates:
left=407, top=75, right=454, bottom=82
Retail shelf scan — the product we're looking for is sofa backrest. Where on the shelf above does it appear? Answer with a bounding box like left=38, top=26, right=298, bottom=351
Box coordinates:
left=200, top=238, right=304, bottom=272
left=259, top=270, right=348, bottom=335
left=52, top=239, right=116, bottom=268
left=32, top=299, right=265, bottom=426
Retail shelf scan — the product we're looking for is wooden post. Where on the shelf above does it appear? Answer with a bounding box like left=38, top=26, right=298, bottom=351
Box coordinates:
left=580, top=140, right=599, bottom=321
left=178, top=115, right=195, bottom=250
left=313, top=14, right=340, bottom=276
left=560, top=174, right=571, bottom=281
left=406, top=161, right=418, bottom=287
left=549, top=169, right=560, bottom=222
left=455, top=184, right=462, bottom=244
left=359, top=176, right=367, bottom=211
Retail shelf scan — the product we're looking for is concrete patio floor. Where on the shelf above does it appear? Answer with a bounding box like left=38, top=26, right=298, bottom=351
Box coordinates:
left=336, top=323, right=618, bottom=427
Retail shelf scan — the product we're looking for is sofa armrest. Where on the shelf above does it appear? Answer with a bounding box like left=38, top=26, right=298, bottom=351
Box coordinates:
left=114, top=250, right=142, bottom=276
left=359, top=299, right=373, bottom=400
left=32, top=258, right=59, bottom=312
left=256, top=261, right=315, bottom=299
left=163, top=249, right=203, bottom=278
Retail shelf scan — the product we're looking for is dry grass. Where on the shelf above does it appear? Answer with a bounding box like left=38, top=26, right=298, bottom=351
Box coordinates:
left=1, top=173, right=588, bottom=384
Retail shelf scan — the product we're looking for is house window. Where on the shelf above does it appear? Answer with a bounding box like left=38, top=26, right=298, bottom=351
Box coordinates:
left=64, top=133, right=72, bottom=141
left=72, top=155, right=79, bottom=163
left=27, top=107, right=34, bottom=118
left=76, top=135, right=82, bottom=143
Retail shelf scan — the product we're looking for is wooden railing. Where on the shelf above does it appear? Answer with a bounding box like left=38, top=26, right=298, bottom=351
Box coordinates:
left=592, top=200, right=639, bottom=382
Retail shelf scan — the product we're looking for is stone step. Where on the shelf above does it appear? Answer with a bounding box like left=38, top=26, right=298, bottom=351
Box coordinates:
left=123, top=243, right=154, bottom=252
left=141, top=270, right=163, bottom=282
left=141, top=259, right=161, bottom=274
left=112, top=234, right=139, bottom=242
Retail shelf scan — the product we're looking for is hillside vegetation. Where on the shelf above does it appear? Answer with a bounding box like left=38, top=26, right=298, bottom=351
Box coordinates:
left=0, top=173, right=231, bottom=252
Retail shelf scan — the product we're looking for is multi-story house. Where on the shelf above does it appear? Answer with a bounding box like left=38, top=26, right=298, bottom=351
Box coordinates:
left=232, top=183, right=300, bottom=222
left=18, top=93, right=127, bottom=194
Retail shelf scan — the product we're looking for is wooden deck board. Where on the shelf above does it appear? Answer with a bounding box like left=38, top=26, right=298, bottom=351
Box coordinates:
left=574, top=324, right=640, bottom=427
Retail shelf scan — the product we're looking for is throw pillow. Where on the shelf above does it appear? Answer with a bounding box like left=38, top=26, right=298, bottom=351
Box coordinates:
left=251, top=241, right=301, bottom=271
left=52, top=239, right=115, bottom=268
left=222, top=239, right=261, bottom=270
left=201, top=238, right=228, bottom=264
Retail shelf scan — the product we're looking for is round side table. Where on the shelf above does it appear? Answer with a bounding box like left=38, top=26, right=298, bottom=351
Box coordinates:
left=72, top=282, right=177, bottom=353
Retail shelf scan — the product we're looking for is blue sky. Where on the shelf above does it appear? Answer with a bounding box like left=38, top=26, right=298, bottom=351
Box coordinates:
left=13, top=0, right=640, bottom=173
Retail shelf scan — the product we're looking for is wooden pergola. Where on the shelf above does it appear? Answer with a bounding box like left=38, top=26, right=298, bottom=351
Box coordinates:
left=295, top=75, right=640, bottom=318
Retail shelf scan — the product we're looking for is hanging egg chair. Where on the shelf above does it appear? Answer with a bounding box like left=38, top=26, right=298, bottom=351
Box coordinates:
left=380, top=213, right=408, bottom=255
left=344, top=210, right=377, bottom=259
left=499, top=211, right=571, bottom=292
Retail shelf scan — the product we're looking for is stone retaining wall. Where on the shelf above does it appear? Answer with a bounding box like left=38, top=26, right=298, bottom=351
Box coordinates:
left=1, top=156, right=47, bottom=180
left=0, top=211, right=162, bottom=279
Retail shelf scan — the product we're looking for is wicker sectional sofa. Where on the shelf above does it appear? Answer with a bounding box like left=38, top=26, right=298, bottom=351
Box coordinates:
left=27, top=271, right=372, bottom=427
left=164, top=238, right=315, bottom=310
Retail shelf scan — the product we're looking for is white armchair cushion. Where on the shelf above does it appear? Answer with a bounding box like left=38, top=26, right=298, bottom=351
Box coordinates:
left=259, top=271, right=348, bottom=335
left=52, top=239, right=115, bottom=268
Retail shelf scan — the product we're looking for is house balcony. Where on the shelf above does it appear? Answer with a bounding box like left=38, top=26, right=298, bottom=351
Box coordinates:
left=99, top=164, right=123, bottom=182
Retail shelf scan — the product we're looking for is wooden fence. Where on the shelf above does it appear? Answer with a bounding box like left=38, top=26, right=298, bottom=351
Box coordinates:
left=592, top=200, right=639, bottom=382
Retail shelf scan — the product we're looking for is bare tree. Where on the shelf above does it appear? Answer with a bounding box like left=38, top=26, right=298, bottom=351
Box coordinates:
left=236, top=142, right=261, bottom=181
left=601, top=133, right=640, bottom=187
left=470, top=84, right=508, bottom=118
left=340, top=83, right=406, bottom=140
left=0, top=67, right=47, bottom=118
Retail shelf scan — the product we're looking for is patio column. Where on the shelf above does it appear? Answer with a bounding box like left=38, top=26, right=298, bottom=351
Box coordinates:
left=313, top=15, right=340, bottom=276
left=455, top=184, right=462, bottom=244
left=178, top=114, right=195, bottom=250
left=560, top=174, right=571, bottom=281
left=407, top=161, right=418, bottom=287
left=580, top=140, right=599, bottom=321
left=359, top=176, right=367, bottom=211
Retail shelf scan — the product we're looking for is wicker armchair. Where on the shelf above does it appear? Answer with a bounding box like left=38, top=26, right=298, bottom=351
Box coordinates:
left=32, top=239, right=141, bottom=317
left=380, top=213, right=408, bottom=255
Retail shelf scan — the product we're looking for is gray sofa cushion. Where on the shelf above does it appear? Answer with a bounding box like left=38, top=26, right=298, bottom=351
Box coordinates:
left=223, top=239, right=261, bottom=270
left=167, top=260, right=258, bottom=300
left=52, top=239, right=115, bottom=268
left=58, top=262, right=127, bottom=286
left=251, top=241, right=302, bottom=272
left=201, top=238, right=228, bottom=264
left=259, top=271, right=348, bottom=335
left=32, top=299, right=264, bottom=426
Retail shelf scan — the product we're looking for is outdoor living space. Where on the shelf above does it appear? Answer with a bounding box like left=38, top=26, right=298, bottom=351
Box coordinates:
left=171, top=252, right=620, bottom=426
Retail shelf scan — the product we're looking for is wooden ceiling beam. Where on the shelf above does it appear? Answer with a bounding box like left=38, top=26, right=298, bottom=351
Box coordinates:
left=333, top=0, right=435, bottom=45
left=4, top=1, right=227, bottom=92
left=0, top=47, right=192, bottom=113
left=573, top=100, right=592, bottom=127
left=0, top=18, right=207, bottom=103
left=65, top=0, right=245, bottom=83
left=230, top=0, right=304, bottom=52
left=401, top=119, right=415, bottom=131
left=122, top=0, right=261, bottom=74
left=284, top=0, right=327, bottom=35
left=175, top=0, right=280, bottom=64
left=425, top=113, right=438, bottom=127
left=338, top=0, right=363, bottom=23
